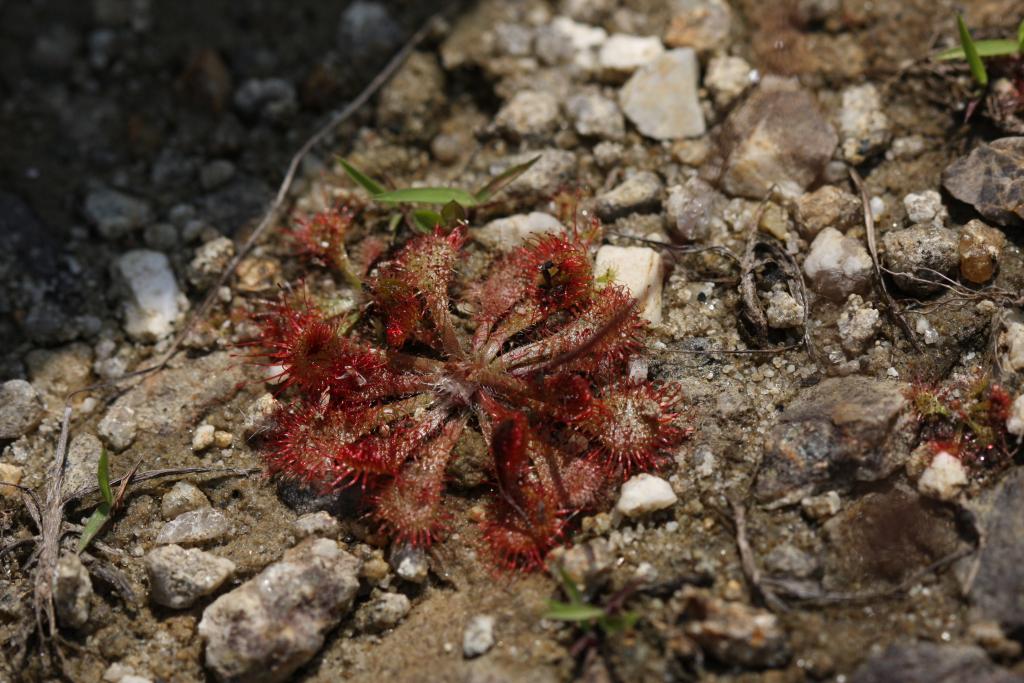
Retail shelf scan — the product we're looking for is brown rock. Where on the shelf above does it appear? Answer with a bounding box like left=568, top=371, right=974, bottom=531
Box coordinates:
left=959, top=219, right=1007, bottom=284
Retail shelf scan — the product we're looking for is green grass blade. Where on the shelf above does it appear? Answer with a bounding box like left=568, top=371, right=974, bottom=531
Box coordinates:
left=556, top=568, right=584, bottom=605
left=1018, top=18, right=1024, bottom=51
left=339, top=158, right=387, bottom=196
left=98, top=447, right=112, bottom=506
left=474, top=155, right=540, bottom=202
left=935, top=38, right=1019, bottom=60
left=441, top=200, right=466, bottom=225
left=373, top=187, right=480, bottom=206
left=412, top=209, right=442, bottom=232
left=957, top=14, right=989, bottom=86
left=78, top=502, right=111, bottom=553
left=543, top=601, right=606, bottom=622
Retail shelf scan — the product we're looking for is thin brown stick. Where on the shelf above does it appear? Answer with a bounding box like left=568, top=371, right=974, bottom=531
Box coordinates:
left=849, top=168, right=922, bottom=352
left=727, top=498, right=788, bottom=612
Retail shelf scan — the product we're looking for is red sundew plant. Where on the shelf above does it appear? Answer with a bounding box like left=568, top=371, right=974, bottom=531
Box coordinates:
left=907, top=370, right=1016, bottom=467
left=253, top=212, right=688, bottom=570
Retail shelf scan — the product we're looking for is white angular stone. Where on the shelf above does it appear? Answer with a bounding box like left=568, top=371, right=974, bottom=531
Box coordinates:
left=161, top=481, right=210, bottom=520
left=463, top=614, right=497, bottom=658
left=595, top=245, right=664, bottom=324
left=803, top=227, right=872, bottom=302
left=54, top=552, right=92, bottom=629
left=156, top=508, right=230, bottom=546
left=903, top=190, right=946, bottom=226
left=550, top=16, right=607, bottom=51
left=113, top=249, right=188, bottom=342
left=616, top=473, right=678, bottom=518
left=192, top=424, right=216, bottom=452
left=293, top=511, right=341, bottom=540
left=474, top=212, right=563, bottom=251
left=704, top=54, right=752, bottom=108
left=494, top=90, right=560, bottom=139
left=620, top=49, right=705, bottom=140
left=838, top=83, right=891, bottom=164
left=598, top=34, right=664, bottom=75
left=1008, top=394, right=1024, bottom=437
left=917, top=451, right=968, bottom=502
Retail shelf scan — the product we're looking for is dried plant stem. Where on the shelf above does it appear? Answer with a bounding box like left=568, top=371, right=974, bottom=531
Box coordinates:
left=849, top=168, right=922, bottom=352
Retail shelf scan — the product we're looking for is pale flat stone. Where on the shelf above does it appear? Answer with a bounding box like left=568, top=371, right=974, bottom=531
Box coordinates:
left=595, top=245, right=664, bottom=324
left=616, top=473, right=678, bottom=518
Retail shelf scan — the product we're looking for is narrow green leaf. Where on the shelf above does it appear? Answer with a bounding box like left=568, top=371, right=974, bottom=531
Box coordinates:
left=1018, top=18, right=1024, bottom=52
left=78, top=502, right=111, bottom=553
left=957, top=14, right=989, bottom=86
left=543, top=601, right=606, bottom=622
left=373, top=187, right=481, bottom=206
left=440, top=200, right=466, bottom=225
left=413, top=209, right=442, bottom=232
left=98, top=447, right=112, bottom=506
left=601, top=611, right=640, bottom=634
left=339, top=158, right=387, bottom=196
left=935, top=38, right=1019, bottom=60
left=474, top=155, right=540, bottom=202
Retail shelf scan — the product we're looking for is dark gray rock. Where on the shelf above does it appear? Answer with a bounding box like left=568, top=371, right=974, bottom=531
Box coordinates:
left=754, top=376, right=912, bottom=504
left=198, top=538, right=361, bottom=683
left=943, top=137, right=1024, bottom=228
left=83, top=187, right=153, bottom=240
left=0, top=380, right=45, bottom=441
left=336, top=1, right=401, bottom=69
left=849, top=642, right=1024, bottom=683
left=882, top=225, right=959, bottom=295
left=964, top=468, right=1024, bottom=634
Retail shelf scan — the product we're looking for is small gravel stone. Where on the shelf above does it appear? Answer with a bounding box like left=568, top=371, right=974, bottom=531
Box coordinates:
left=354, top=591, right=411, bottom=633
left=200, top=159, right=236, bottom=191
left=664, top=0, right=733, bottom=53
left=98, top=402, right=138, bottom=451
left=188, top=237, right=235, bottom=289
left=795, top=185, right=862, bottom=238
left=0, top=380, right=46, bottom=440
left=917, top=451, right=968, bottom=502
left=595, top=245, right=664, bottom=323
left=720, top=76, right=837, bottom=199
left=837, top=294, right=881, bottom=356
left=803, top=227, right=872, bottom=302
left=1007, top=394, right=1024, bottom=437
left=161, top=481, right=210, bottom=520
left=192, top=424, right=216, bottom=452
left=494, top=91, right=560, bottom=140
left=113, top=250, right=188, bottom=342
left=293, top=511, right=341, bottom=540
left=360, top=557, right=392, bottom=586
left=213, top=430, right=233, bottom=448
left=676, top=586, right=789, bottom=668
left=566, top=91, right=625, bottom=140
left=156, top=508, right=230, bottom=547
left=838, top=83, right=891, bottom=164
left=143, top=222, right=179, bottom=251
left=616, top=473, right=678, bottom=518
left=502, top=149, right=577, bottom=200
left=234, top=78, right=297, bottom=123
left=84, top=187, right=153, bottom=239
left=63, top=432, right=104, bottom=496
left=620, top=48, right=704, bottom=140
left=243, top=392, right=280, bottom=437
left=959, top=219, right=1006, bottom=284
left=903, top=190, right=946, bottom=226
left=798, top=491, right=839, bottom=518
left=463, top=615, right=497, bottom=658
left=0, top=463, right=24, bottom=499
left=390, top=543, right=429, bottom=584
left=473, top=212, right=563, bottom=251
left=54, top=553, right=92, bottom=629
left=763, top=288, right=804, bottom=329
left=764, top=544, right=819, bottom=579
left=146, top=544, right=235, bottom=609
left=598, top=34, right=664, bottom=78
left=199, top=538, right=361, bottom=683
left=665, top=177, right=726, bottom=242
left=704, top=54, right=752, bottom=109
left=882, top=225, right=959, bottom=295
left=595, top=171, right=663, bottom=221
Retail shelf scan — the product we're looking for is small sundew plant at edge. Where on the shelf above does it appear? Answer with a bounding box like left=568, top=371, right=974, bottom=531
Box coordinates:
left=250, top=206, right=689, bottom=570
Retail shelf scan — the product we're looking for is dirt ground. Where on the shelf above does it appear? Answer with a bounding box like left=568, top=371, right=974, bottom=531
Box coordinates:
left=2, top=0, right=1024, bottom=682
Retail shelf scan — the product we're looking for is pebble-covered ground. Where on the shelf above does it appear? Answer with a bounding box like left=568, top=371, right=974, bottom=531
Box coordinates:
left=3, top=0, right=1024, bottom=682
